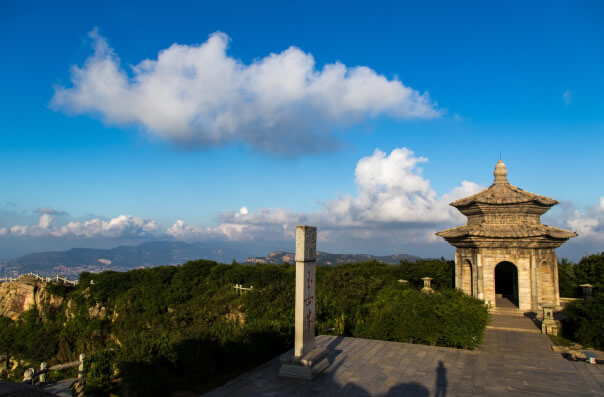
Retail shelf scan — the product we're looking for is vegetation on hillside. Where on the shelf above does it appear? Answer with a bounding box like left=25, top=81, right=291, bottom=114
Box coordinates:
left=562, top=296, right=604, bottom=350
left=557, top=252, right=604, bottom=350
left=0, top=258, right=485, bottom=396
left=558, top=252, right=604, bottom=298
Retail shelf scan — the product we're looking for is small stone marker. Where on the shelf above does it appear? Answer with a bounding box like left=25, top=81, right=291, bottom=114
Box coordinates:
left=541, top=302, right=558, bottom=335
left=279, top=225, right=329, bottom=380
left=580, top=284, right=593, bottom=300
left=421, top=277, right=434, bottom=293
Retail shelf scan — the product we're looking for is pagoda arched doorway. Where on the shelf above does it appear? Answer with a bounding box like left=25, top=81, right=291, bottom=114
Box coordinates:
left=495, top=261, right=518, bottom=307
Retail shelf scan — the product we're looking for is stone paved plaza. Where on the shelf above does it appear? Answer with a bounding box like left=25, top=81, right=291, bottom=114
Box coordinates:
left=204, top=314, right=604, bottom=397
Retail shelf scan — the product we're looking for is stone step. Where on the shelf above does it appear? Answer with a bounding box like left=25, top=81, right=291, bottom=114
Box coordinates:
left=489, top=308, right=531, bottom=317
left=486, top=325, right=541, bottom=334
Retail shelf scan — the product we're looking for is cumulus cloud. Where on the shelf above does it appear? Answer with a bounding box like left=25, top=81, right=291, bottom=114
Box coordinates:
left=166, top=220, right=253, bottom=240
left=1, top=148, right=481, bottom=245
left=51, top=30, right=440, bottom=153
left=564, top=197, right=604, bottom=242
left=168, top=147, right=483, bottom=241
left=6, top=211, right=160, bottom=238
left=318, top=148, right=481, bottom=226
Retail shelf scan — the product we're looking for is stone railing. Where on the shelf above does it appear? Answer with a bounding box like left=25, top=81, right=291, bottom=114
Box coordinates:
left=233, top=284, right=254, bottom=295
left=0, top=272, right=78, bottom=286
left=559, top=297, right=581, bottom=305
left=22, top=353, right=85, bottom=385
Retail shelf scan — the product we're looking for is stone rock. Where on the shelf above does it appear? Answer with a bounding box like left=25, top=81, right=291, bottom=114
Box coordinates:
left=0, top=277, right=65, bottom=321
left=88, top=302, right=107, bottom=320
left=225, top=307, right=246, bottom=325
left=0, top=278, right=40, bottom=321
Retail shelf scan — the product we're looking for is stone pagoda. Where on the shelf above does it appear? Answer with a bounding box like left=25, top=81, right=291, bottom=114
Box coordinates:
left=436, top=160, right=577, bottom=312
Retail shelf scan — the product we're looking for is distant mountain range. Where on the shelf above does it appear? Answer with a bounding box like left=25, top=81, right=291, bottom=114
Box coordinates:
left=6, top=241, right=250, bottom=275
left=243, top=251, right=420, bottom=265
left=3, top=241, right=420, bottom=277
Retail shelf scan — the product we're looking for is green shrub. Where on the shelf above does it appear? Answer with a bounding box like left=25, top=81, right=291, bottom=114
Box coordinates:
left=392, top=258, right=455, bottom=289
left=353, top=286, right=488, bottom=349
left=85, top=348, right=117, bottom=396
left=562, top=296, right=604, bottom=350
left=4, top=258, right=490, bottom=394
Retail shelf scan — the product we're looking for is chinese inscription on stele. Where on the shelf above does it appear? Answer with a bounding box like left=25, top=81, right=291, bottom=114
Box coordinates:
left=305, top=270, right=314, bottom=334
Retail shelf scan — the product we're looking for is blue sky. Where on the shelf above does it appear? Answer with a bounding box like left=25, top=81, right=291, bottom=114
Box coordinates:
left=1, top=1, right=603, bottom=260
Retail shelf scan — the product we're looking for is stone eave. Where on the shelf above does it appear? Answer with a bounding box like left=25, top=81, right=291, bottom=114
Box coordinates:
left=436, top=235, right=575, bottom=249
left=436, top=224, right=577, bottom=240
left=450, top=182, right=558, bottom=208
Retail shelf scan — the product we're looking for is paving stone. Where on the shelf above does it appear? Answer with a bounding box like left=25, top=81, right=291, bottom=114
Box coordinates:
left=204, top=316, right=604, bottom=397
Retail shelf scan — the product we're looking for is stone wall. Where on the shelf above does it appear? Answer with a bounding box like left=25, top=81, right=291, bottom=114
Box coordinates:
left=454, top=247, right=559, bottom=312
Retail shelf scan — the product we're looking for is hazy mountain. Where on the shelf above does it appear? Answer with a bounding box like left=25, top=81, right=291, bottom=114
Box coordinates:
left=243, top=251, right=420, bottom=265
left=5, top=241, right=421, bottom=277
left=8, top=241, right=250, bottom=274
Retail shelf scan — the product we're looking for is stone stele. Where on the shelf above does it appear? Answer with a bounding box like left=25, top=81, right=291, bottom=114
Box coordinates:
left=436, top=160, right=576, bottom=312
left=279, top=225, right=329, bottom=380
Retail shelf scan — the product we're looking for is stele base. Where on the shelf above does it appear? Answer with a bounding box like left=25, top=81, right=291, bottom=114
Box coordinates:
left=279, top=347, right=329, bottom=380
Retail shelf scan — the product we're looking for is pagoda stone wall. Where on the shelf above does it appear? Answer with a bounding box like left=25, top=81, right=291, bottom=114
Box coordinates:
left=455, top=247, right=558, bottom=311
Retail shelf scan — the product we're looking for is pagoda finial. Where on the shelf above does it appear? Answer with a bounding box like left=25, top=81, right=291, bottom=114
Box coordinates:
left=493, top=160, right=508, bottom=184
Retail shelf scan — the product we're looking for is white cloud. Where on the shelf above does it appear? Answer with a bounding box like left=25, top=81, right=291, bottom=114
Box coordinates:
left=166, top=219, right=254, bottom=240
left=169, top=147, right=483, bottom=241
left=564, top=197, right=604, bottom=242
left=318, top=148, right=481, bottom=226
left=6, top=212, right=160, bottom=238
left=0, top=148, right=483, bottom=244
left=563, top=90, right=572, bottom=105
left=0, top=227, right=8, bottom=236
left=51, top=30, right=440, bottom=153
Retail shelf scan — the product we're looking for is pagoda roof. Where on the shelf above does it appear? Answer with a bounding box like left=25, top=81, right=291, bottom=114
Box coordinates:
left=436, top=223, right=577, bottom=240
left=450, top=160, right=558, bottom=208
left=436, top=160, right=577, bottom=246
left=451, top=182, right=558, bottom=208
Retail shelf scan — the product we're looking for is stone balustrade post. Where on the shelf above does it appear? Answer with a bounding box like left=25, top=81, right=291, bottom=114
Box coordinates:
left=78, top=353, right=86, bottom=378
left=421, top=277, right=434, bottom=293
left=23, top=367, right=35, bottom=384
left=39, top=362, right=48, bottom=383
left=279, top=225, right=329, bottom=380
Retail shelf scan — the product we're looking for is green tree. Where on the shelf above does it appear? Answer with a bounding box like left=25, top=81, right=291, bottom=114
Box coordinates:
left=557, top=258, right=578, bottom=298
left=563, top=295, right=604, bottom=349
left=393, top=258, right=455, bottom=289
left=574, top=252, right=604, bottom=295
left=13, top=309, right=59, bottom=362
left=0, top=316, right=15, bottom=378
left=85, top=348, right=117, bottom=396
